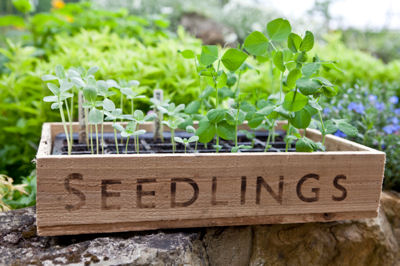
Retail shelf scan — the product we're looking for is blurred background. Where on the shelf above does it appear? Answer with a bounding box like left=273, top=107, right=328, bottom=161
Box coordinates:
left=1, top=0, right=400, bottom=209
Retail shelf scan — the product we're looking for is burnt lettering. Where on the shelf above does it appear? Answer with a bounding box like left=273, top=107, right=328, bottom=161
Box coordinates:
left=241, top=176, right=246, bottom=205
left=64, top=173, right=86, bottom=211
left=297, top=174, right=320, bottom=202
left=212, top=177, right=228, bottom=206
left=171, top=178, right=199, bottom=207
left=137, top=178, right=156, bottom=208
left=101, top=179, right=121, bottom=210
left=256, top=176, right=284, bottom=204
left=332, top=175, right=347, bottom=201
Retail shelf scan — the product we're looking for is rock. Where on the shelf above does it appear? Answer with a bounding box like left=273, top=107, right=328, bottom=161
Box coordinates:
left=1, top=192, right=400, bottom=265
left=180, top=12, right=237, bottom=45
left=0, top=207, right=207, bottom=266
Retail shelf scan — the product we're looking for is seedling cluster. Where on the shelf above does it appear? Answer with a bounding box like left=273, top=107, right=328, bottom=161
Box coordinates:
left=42, top=18, right=357, bottom=155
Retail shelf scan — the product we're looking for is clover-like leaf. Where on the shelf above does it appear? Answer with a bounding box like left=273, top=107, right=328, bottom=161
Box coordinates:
left=267, top=18, right=291, bottom=41
left=221, top=48, right=248, bottom=72
left=244, top=31, right=269, bottom=56
left=200, top=45, right=219, bottom=66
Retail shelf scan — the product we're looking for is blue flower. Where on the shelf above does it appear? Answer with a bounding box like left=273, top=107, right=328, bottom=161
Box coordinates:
left=368, top=95, right=377, bottom=103
left=389, top=96, right=399, bottom=105
left=334, top=130, right=347, bottom=138
left=348, top=102, right=365, bottom=114
left=391, top=117, right=399, bottom=125
left=395, top=108, right=400, bottom=115
left=375, top=102, right=385, bottom=112
left=323, top=107, right=331, bottom=115
left=383, top=124, right=400, bottom=134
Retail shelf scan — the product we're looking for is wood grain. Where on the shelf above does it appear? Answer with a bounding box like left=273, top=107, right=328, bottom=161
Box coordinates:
left=36, top=122, right=386, bottom=236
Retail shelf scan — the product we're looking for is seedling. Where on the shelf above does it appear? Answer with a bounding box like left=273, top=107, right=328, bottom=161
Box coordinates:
left=174, top=136, right=199, bottom=153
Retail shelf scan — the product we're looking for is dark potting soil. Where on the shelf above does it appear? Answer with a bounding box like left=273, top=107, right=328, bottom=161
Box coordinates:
left=52, top=130, right=296, bottom=155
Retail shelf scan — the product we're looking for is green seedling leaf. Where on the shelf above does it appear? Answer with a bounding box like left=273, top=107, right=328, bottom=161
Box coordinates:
left=336, top=120, right=358, bottom=137
left=308, top=99, right=322, bottom=111
left=51, top=102, right=61, bottom=110
left=287, top=33, right=302, bottom=53
left=217, top=72, right=227, bottom=88
left=217, top=121, right=235, bottom=140
left=174, top=137, right=184, bottom=144
left=244, top=31, right=269, bottom=56
left=87, top=66, right=100, bottom=76
left=200, top=45, right=218, bottom=66
left=200, top=86, right=215, bottom=99
left=134, top=110, right=145, bottom=121
left=132, top=129, right=146, bottom=136
left=322, top=86, right=339, bottom=97
left=83, top=86, right=97, bottom=103
left=267, top=18, right=292, bottom=41
left=273, top=51, right=285, bottom=72
left=107, top=79, right=120, bottom=89
left=47, top=83, right=59, bottom=95
left=221, top=48, right=248, bottom=72
left=256, top=105, right=275, bottom=116
left=103, top=99, right=115, bottom=112
left=88, top=108, right=103, bottom=124
left=231, top=145, right=252, bottom=153
left=42, top=75, right=57, bottom=81
left=248, top=114, right=264, bottom=128
left=296, top=137, right=314, bottom=152
left=197, top=119, right=216, bottom=143
left=324, top=120, right=337, bottom=134
left=302, top=62, right=320, bottom=77
left=300, top=31, right=314, bottom=52
left=314, top=76, right=333, bottom=87
left=186, top=125, right=196, bottom=134
left=218, top=87, right=234, bottom=99
left=188, top=136, right=199, bottom=142
left=207, top=108, right=226, bottom=123
left=43, top=96, right=58, bottom=102
left=71, top=77, right=85, bottom=88
left=286, top=68, right=301, bottom=89
left=296, top=52, right=308, bottom=64
left=185, top=100, right=201, bottom=114
left=67, top=69, right=81, bottom=78
left=113, top=123, right=125, bottom=132
left=179, top=49, right=195, bottom=59
left=283, top=91, right=308, bottom=112
left=55, top=65, right=65, bottom=79
left=296, top=78, right=321, bottom=95
left=290, top=108, right=311, bottom=129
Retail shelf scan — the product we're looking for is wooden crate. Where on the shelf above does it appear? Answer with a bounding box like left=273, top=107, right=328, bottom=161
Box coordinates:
left=36, top=122, right=385, bottom=236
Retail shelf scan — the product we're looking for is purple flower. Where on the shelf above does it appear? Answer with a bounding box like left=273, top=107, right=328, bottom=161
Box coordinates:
left=389, top=96, right=399, bottom=105
left=368, top=95, right=377, bottom=103
left=375, top=102, right=385, bottom=112
left=391, top=117, right=399, bottom=125
left=383, top=124, right=400, bottom=134
left=323, top=107, right=331, bottom=115
left=334, top=130, right=347, bottom=138
left=348, top=102, right=365, bottom=114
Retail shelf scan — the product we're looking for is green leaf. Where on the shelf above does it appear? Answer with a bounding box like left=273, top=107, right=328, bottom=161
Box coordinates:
left=273, top=51, right=285, bottom=72
left=221, top=48, right=248, bottom=72
left=200, top=45, right=218, bottom=66
left=322, top=86, right=339, bottom=97
left=0, top=15, right=26, bottom=27
left=200, top=86, right=215, bottom=99
left=314, top=76, right=333, bottom=87
left=256, top=105, right=275, bottom=116
left=185, top=100, right=201, bottom=114
left=180, top=49, right=195, bottom=59
left=302, top=62, right=320, bottom=77
left=197, top=119, right=216, bottom=143
left=243, top=31, right=269, bottom=56
left=51, top=102, right=61, bottom=110
left=287, top=33, right=302, bottom=53
left=267, top=18, right=292, bottom=41
left=248, top=114, right=264, bottom=128
left=55, top=65, right=65, bottom=79
left=43, top=96, right=58, bottom=103
left=88, top=108, right=103, bottom=124
left=300, top=31, right=314, bottom=52
left=188, top=136, right=199, bottom=142
left=296, top=78, right=321, bottom=95
left=217, top=121, right=235, bottom=140
left=112, top=123, right=125, bottom=132
left=47, top=83, right=59, bottom=95
left=217, top=72, right=227, bottom=88
left=87, top=66, right=100, bottom=76
left=336, top=120, right=358, bottom=137
left=283, top=91, right=308, bottom=112
left=296, top=137, right=315, bottom=152
left=290, top=108, right=311, bottom=129
left=295, top=52, right=308, bottom=64
left=12, top=0, right=33, bottom=13
left=103, top=99, right=115, bottom=112
left=83, top=86, right=97, bottom=103
left=324, top=120, right=337, bottom=134
left=134, top=110, right=145, bottom=121
left=286, top=68, right=301, bottom=89
left=218, top=87, right=234, bottom=99
left=174, top=137, right=184, bottom=144
left=207, top=108, right=226, bottom=123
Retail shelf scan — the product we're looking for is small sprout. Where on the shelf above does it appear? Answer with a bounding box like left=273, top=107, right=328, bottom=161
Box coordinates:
left=174, top=136, right=199, bottom=153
